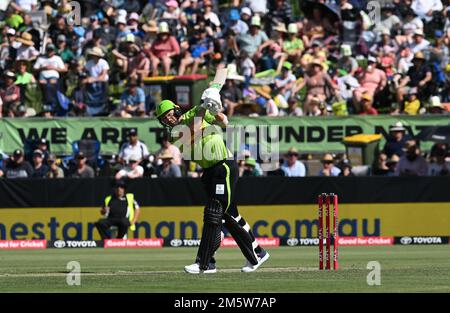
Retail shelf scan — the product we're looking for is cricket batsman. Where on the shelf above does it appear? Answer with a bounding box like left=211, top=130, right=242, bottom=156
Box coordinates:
left=155, top=69, right=269, bottom=274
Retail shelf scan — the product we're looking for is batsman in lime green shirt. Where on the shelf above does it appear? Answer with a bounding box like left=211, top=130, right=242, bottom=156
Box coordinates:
left=155, top=87, right=269, bottom=274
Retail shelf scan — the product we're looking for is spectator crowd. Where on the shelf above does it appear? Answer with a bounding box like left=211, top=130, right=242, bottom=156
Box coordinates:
left=0, top=122, right=448, bottom=179
left=0, top=0, right=449, bottom=118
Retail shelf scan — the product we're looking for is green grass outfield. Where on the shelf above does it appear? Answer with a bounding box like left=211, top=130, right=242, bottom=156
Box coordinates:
left=0, top=246, right=449, bottom=292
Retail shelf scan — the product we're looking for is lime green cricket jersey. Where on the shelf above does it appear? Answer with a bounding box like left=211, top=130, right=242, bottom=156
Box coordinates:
left=175, top=106, right=231, bottom=169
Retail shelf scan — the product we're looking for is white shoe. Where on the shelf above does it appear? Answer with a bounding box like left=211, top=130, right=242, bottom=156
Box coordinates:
left=241, top=250, right=270, bottom=273
left=184, top=262, right=217, bottom=274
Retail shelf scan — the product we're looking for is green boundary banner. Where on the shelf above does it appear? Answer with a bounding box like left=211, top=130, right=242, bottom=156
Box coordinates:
left=0, top=116, right=448, bottom=154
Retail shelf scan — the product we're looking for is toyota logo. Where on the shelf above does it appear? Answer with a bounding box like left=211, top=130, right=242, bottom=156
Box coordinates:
left=170, top=239, right=182, bottom=247
left=54, top=240, right=66, bottom=248
left=287, top=238, right=299, bottom=246
left=400, top=237, right=412, bottom=245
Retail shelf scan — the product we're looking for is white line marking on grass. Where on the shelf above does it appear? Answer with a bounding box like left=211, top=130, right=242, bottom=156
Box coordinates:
left=0, top=267, right=320, bottom=277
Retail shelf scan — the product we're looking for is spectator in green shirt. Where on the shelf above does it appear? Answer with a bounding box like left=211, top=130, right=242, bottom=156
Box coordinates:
left=283, top=23, right=304, bottom=63
left=15, top=60, right=36, bottom=85
left=56, top=34, right=75, bottom=65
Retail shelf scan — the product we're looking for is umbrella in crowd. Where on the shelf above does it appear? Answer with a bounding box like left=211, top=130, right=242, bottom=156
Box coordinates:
left=416, top=126, right=450, bottom=144
left=300, top=0, right=341, bottom=23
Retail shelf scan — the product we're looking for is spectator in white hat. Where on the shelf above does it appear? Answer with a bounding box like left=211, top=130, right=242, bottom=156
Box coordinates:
left=115, top=16, right=131, bottom=44
left=383, top=122, right=412, bottom=158
left=115, top=154, right=144, bottom=180
left=85, top=47, right=109, bottom=83
left=240, top=7, right=252, bottom=25
left=337, top=44, right=358, bottom=76
left=409, top=29, right=430, bottom=54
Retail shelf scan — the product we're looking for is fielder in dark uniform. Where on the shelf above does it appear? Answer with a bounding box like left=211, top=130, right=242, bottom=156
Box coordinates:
left=156, top=85, right=269, bottom=274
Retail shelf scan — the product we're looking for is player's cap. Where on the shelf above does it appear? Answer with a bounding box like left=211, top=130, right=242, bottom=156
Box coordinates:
left=156, top=100, right=177, bottom=118
left=129, top=128, right=138, bottom=136
left=39, top=138, right=48, bottom=145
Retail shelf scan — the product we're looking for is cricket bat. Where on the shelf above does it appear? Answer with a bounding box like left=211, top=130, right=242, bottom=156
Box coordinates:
left=209, top=67, right=228, bottom=91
